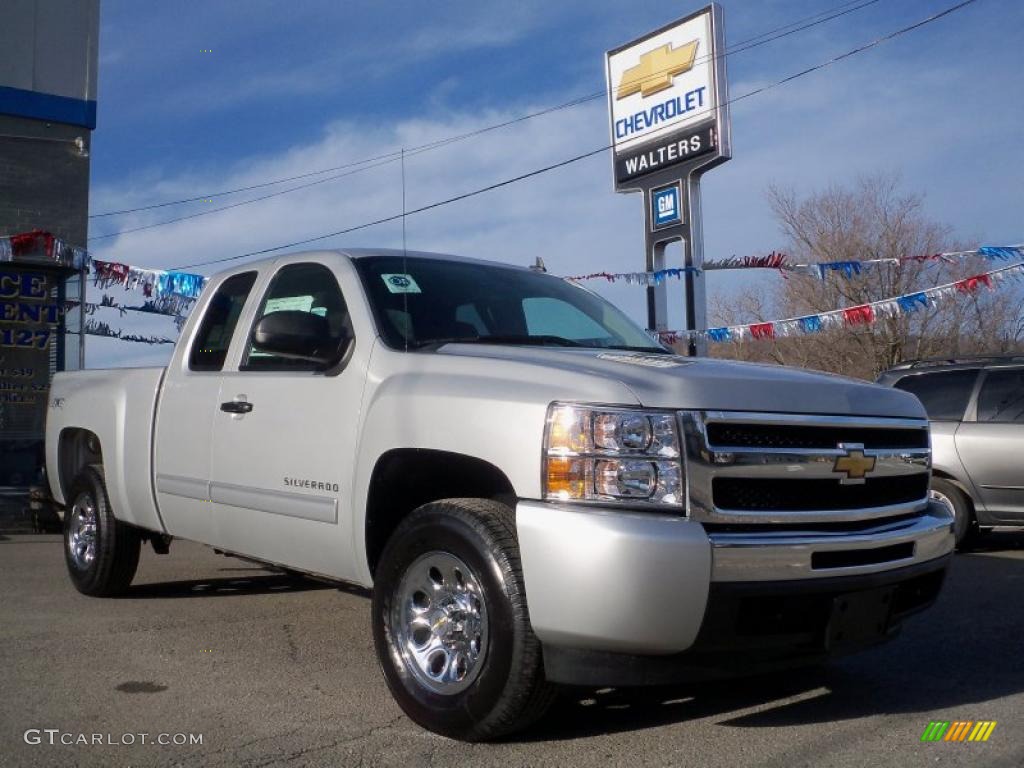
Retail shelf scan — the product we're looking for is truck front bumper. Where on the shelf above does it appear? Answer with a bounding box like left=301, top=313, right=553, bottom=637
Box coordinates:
left=516, top=500, right=953, bottom=684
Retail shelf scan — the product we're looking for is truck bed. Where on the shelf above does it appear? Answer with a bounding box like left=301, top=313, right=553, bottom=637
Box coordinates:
left=45, top=367, right=167, bottom=532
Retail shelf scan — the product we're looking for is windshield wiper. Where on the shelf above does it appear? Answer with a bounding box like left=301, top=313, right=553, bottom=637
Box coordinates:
left=408, top=334, right=588, bottom=350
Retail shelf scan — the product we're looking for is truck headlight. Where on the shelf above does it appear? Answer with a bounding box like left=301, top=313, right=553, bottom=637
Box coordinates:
left=543, top=403, right=683, bottom=507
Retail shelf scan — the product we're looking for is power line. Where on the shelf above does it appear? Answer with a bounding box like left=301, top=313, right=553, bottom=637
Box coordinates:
left=170, top=0, right=977, bottom=271
left=89, top=0, right=883, bottom=223
left=87, top=154, right=399, bottom=241
left=173, top=148, right=610, bottom=268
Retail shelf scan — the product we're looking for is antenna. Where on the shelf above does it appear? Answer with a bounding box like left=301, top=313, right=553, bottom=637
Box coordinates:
left=401, top=147, right=408, bottom=260
left=401, top=147, right=409, bottom=353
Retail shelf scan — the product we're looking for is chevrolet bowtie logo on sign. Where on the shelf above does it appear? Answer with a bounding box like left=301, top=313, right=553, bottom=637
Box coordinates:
left=833, top=444, right=876, bottom=484
left=921, top=721, right=997, bottom=742
left=617, top=40, right=699, bottom=100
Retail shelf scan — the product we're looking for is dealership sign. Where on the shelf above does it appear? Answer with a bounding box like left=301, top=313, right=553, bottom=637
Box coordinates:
left=605, top=4, right=731, bottom=355
left=606, top=4, right=730, bottom=188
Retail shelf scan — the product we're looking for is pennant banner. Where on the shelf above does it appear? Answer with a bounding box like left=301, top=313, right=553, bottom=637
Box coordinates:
left=657, top=260, right=1024, bottom=345
left=82, top=319, right=176, bottom=345
left=566, top=245, right=1023, bottom=284
left=91, top=259, right=207, bottom=302
left=0, top=229, right=90, bottom=269
left=67, top=295, right=190, bottom=330
left=1, top=229, right=207, bottom=308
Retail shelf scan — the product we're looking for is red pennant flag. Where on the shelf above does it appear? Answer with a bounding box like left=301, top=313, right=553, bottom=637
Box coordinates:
left=843, top=304, right=875, bottom=325
left=9, top=229, right=54, bottom=257
left=955, top=274, right=993, bottom=293
left=750, top=322, right=775, bottom=339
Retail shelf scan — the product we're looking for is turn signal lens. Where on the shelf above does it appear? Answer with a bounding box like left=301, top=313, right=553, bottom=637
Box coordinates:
left=545, top=457, right=586, bottom=500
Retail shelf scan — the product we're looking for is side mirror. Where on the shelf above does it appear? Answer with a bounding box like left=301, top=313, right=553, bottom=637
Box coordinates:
left=252, top=311, right=340, bottom=364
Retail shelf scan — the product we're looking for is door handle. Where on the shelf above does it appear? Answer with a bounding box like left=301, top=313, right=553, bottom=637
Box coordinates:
left=220, top=400, right=253, bottom=414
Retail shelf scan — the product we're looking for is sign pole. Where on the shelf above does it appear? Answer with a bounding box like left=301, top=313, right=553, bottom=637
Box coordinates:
left=683, top=173, right=707, bottom=356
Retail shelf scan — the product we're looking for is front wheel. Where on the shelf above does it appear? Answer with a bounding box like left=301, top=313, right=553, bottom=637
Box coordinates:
left=371, top=498, right=554, bottom=741
left=64, top=466, right=141, bottom=596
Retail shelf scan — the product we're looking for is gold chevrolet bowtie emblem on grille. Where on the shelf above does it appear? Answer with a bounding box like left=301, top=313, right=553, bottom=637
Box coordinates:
left=617, top=40, right=699, bottom=100
left=833, top=444, right=876, bottom=484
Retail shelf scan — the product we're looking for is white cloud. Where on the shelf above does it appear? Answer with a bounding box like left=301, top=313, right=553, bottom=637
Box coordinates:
left=87, top=16, right=1023, bottom=367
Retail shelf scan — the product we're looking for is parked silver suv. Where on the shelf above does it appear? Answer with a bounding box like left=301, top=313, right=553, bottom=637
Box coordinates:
left=878, top=356, right=1024, bottom=546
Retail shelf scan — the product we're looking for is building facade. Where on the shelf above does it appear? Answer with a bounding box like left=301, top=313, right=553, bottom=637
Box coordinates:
left=0, top=0, right=98, bottom=519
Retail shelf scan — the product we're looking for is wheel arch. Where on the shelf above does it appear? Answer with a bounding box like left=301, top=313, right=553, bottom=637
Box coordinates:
left=57, top=428, right=103, bottom=505
left=364, top=449, right=517, bottom=578
left=931, top=469, right=980, bottom=524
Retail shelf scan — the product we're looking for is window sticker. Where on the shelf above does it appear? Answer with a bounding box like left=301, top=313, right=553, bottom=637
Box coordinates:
left=381, top=273, right=422, bottom=294
left=264, top=295, right=313, bottom=313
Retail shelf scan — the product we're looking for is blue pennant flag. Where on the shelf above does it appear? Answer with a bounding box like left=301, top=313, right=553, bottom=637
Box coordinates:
left=707, top=327, right=732, bottom=343
left=896, top=292, right=929, bottom=312
left=978, top=246, right=1023, bottom=261
left=818, top=261, right=863, bottom=279
left=797, top=315, right=823, bottom=333
left=157, top=271, right=206, bottom=299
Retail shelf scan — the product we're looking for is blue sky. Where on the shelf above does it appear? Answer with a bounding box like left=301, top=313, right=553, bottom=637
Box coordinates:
left=85, top=0, right=1024, bottom=366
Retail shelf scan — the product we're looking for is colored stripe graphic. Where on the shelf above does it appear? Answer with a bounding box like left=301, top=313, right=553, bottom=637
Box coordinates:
left=968, top=722, right=997, bottom=742
left=921, top=720, right=996, bottom=742
left=945, top=721, right=972, bottom=741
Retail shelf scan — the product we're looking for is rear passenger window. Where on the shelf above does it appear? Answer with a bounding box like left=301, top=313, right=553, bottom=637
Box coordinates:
left=189, top=272, right=257, bottom=371
left=893, top=370, right=978, bottom=421
left=977, top=369, right=1024, bottom=423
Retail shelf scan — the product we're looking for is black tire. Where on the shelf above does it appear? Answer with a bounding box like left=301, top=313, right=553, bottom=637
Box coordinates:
left=371, top=498, right=554, bottom=741
left=64, top=466, right=141, bottom=596
left=931, top=477, right=975, bottom=550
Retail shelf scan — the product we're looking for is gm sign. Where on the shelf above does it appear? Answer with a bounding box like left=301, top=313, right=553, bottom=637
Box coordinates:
left=651, top=184, right=681, bottom=229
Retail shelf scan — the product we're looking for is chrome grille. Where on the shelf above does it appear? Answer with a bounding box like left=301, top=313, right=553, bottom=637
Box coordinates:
left=682, top=411, right=931, bottom=526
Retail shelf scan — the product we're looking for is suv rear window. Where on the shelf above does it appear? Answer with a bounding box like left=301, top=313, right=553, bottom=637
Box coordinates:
left=977, top=369, right=1024, bottom=423
left=893, top=369, right=978, bottom=421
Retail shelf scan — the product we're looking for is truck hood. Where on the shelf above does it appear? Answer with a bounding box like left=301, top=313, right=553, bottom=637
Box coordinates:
left=435, top=345, right=925, bottom=419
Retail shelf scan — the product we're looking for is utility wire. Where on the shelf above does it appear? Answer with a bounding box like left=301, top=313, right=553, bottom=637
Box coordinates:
left=170, top=0, right=977, bottom=271
left=173, top=148, right=610, bottom=268
left=89, top=0, right=883, bottom=221
left=87, top=155, right=399, bottom=241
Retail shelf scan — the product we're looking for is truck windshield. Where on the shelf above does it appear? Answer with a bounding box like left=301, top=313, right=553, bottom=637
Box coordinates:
left=353, top=255, right=668, bottom=353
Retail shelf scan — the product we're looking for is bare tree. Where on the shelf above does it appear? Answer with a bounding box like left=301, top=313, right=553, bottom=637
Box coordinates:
left=704, top=175, right=1024, bottom=379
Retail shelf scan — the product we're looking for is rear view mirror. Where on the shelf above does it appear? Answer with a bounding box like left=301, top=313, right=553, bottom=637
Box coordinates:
left=252, top=311, right=341, bottom=365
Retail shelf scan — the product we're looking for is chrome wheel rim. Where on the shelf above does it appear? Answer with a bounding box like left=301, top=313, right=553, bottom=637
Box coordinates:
left=68, top=492, right=98, bottom=569
left=930, top=489, right=956, bottom=521
left=392, top=551, right=488, bottom=695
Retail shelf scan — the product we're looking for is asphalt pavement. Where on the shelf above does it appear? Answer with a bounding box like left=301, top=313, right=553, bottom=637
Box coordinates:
left=1, top=531, right=1022, bottom=767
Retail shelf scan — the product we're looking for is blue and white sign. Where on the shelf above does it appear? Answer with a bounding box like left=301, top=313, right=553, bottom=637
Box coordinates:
left=605, top=4, right=731, bottom=189
left=651, top=184, right=682, bottom=229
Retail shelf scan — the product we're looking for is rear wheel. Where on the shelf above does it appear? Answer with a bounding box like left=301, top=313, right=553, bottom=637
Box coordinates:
left=64, top=466, right=141, bottom=596
left=371, top=498, right=554, bottom=741
left=930, top=477, right=975, bottom=550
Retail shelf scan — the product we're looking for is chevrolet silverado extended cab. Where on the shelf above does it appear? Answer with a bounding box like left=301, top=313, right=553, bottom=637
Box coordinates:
left=46, top=249, right=954, bottom=740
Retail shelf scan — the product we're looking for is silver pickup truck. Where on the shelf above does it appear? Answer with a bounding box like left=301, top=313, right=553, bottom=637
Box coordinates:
left=45, top=249, right=954, bottom=740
